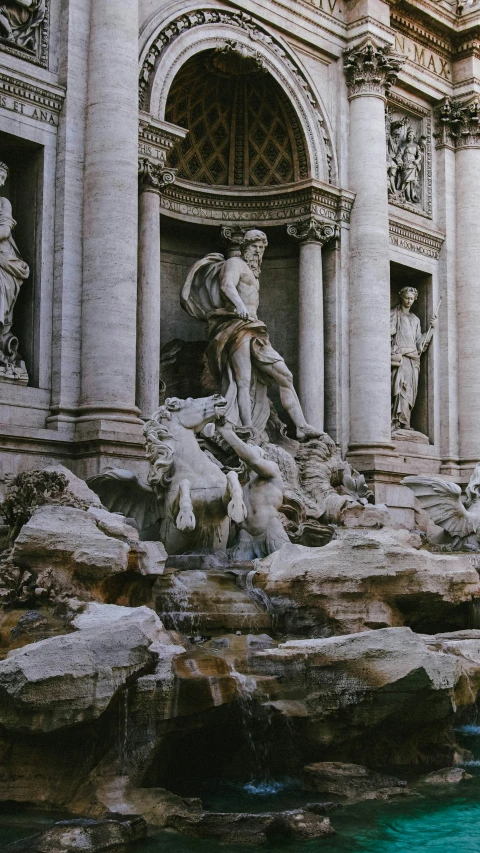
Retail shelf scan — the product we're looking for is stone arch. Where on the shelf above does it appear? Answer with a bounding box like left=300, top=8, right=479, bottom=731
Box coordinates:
left=164, top=49, right=309, bottom=187
left=139, top=7, right=337, bottom=185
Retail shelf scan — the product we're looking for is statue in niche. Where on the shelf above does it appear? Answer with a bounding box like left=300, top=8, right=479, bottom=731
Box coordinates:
left=181, top=229, right=321, bottom=441
left=0, top=161, right=29, bottom=384
left=0, top=0, right=45, bottom=50
left=386, top=113, right=425, bottom=206
left=391, top=286, right=436, bottom=434
left=217, top=421, right=290, bottom=559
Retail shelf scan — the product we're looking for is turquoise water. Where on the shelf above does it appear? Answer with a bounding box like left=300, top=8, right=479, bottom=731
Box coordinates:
left=2, top=730, right=480, bottom=852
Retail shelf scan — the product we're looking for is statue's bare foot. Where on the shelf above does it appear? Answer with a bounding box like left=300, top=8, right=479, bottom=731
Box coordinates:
left=296, top=424, right=322, bottom=441
left=176, top=507, right=196, bottom=531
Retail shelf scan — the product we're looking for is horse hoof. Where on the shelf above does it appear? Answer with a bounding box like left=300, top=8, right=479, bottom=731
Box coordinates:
left=176, top=509, right=196, bottom=531
left=228, top=498, right=247, bottom=524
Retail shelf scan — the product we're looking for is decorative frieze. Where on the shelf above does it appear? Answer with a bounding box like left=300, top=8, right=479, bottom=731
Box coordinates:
left=0, top=0, right=49, bottom=68
left=159, top=179, right=355, bottom=228
left=287, top=218, right=339, bottom=245
left=435, top=98, right=480, bottom=149
left=387, top=95, right=432, bottom=218
left=344, top=40, right=404, bottom=99
left=389, top=219, right=444, bottom=259
left=0, top=70, right=64, bottom=128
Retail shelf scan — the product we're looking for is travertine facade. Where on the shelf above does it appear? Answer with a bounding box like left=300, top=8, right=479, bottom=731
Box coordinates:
left=1, top=0, right=480, bottom=520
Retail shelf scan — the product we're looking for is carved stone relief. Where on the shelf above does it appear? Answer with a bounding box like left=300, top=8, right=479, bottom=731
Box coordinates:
left=0, top=0, right=48, bottom=67
left=0, top=161, right=29, bottom=385
left=386, top=98, right=432, bottom=217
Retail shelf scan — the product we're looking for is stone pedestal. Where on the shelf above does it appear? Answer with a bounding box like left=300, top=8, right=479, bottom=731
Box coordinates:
left=288, top=219, right=338, bottom=430
left=80, top=0, right=140, bottom=427
left=344, top=41, right=402, bottom=460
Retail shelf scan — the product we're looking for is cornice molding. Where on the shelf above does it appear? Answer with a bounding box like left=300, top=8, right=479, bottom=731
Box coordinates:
left=389, top=217, right=445, bottom=258
left=159, top=178, right=355, bottom=228
left=0, top=69, right=64, bottom=128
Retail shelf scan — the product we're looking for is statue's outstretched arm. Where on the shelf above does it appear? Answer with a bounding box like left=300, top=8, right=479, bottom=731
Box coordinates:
left=218, top=424, right=277, bottom=479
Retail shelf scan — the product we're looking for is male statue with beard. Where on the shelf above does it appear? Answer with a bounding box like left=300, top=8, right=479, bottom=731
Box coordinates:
left=181, top=229, right=321, bottom=439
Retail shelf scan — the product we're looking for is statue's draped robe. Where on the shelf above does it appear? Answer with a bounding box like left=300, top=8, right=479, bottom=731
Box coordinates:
left=0, top=197, right=29, bottom=334
left=3, top=0, right=45, bottom=46
left=181, top=254, right=283, bottom=431
left=391, top=305, right=424, bottom=429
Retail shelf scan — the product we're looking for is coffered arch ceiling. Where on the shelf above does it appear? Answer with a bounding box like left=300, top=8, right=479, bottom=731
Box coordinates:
left=164, top=49, right=309, bottom=188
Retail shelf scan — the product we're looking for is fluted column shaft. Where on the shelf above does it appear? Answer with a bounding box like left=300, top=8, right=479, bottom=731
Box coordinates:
left=288, top=219, right=338, bottom=430
left=437, top=99, right=480, bottom=464
left=80, top=0, right=139, bottom=422
left=137, top=162, right=176, bottom=419
left=344, top=41, right=403, bottom=452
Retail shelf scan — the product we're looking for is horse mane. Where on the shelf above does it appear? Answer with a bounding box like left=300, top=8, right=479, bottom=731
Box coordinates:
left=143, top=398, right=185, bottom=491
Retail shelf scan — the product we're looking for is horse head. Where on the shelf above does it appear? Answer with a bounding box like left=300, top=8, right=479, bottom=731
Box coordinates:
left=151, top=394, right=228, bottom=433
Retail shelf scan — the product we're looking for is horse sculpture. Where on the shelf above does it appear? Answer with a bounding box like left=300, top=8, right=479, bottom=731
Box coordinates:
left=88, top=394, right=246, bottom=554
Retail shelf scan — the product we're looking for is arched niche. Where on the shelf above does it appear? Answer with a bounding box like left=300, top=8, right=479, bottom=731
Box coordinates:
left=139, top=6, right=337, bottom=185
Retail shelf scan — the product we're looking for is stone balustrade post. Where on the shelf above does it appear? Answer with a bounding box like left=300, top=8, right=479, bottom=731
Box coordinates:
left=287, top=219, right=338, bottom=430
left=436, top=98, right=480, bottom=468
left=343, top=40, right=403, bottom=457
left=80, top=0, right=140, bottom=426
left=136, top=160, right=176, bottom=420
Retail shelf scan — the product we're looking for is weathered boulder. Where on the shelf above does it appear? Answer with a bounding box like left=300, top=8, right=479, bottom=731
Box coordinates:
left=0, top=605, right=167, bottom=732
left=254, top=531, right=480, bottom=635
left=1, top=817, right=146, bottom=853
left=253, top=627, right=462, bottom=767
left=423, top=630, right=480, bottom=710
left=12, top=505, right=130, bottom=582
left=417, top=767, right=472, bottom=786
left=165, top=806, right=334, bottom=844
left=304, top=761, right=408, bottom=800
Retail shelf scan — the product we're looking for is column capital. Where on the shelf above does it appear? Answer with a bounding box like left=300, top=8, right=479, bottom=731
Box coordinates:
left=343, top=39, right=403, bottom=100
left=287, top=218, right=339, bottom=246
left=221, top=225, right=248, bottom=257
left=435, top=97, right=480, bottom=149
left=138, top=159, right=177, bottom=192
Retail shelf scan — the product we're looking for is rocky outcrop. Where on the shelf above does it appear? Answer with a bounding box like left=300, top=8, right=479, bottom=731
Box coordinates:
left=254, top=531, right=480, bottom=635
left=417, top=767, right=472, bottom=786
left=165, top=805, right=334, bottom=844
left=1, top=816, right=147, bottom=853
left=304, top=761, right=408, bottom=800
left=252, top=627, right=463, bottom=767
left=0, top=604, right=170, bottom=732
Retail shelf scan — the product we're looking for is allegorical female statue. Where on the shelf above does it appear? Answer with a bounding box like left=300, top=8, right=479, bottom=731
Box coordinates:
left=391, top=286, right=436, bottom=433
left=0, top=161, right=29, bottom=384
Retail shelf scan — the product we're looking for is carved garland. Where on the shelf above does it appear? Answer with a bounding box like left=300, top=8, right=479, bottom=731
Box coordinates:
left=139, top=8, right=334, bottom=182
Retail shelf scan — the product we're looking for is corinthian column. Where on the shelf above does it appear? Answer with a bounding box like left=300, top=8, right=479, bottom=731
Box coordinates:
left=287, top=219, right=338, bottom=430
left=344, top=40, right=403, bottom=456
left=80, top=0, right=139, bottom=426
left=436, top=98, right=480, bottom=468
left=137, top=160, right=176, bottom=419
